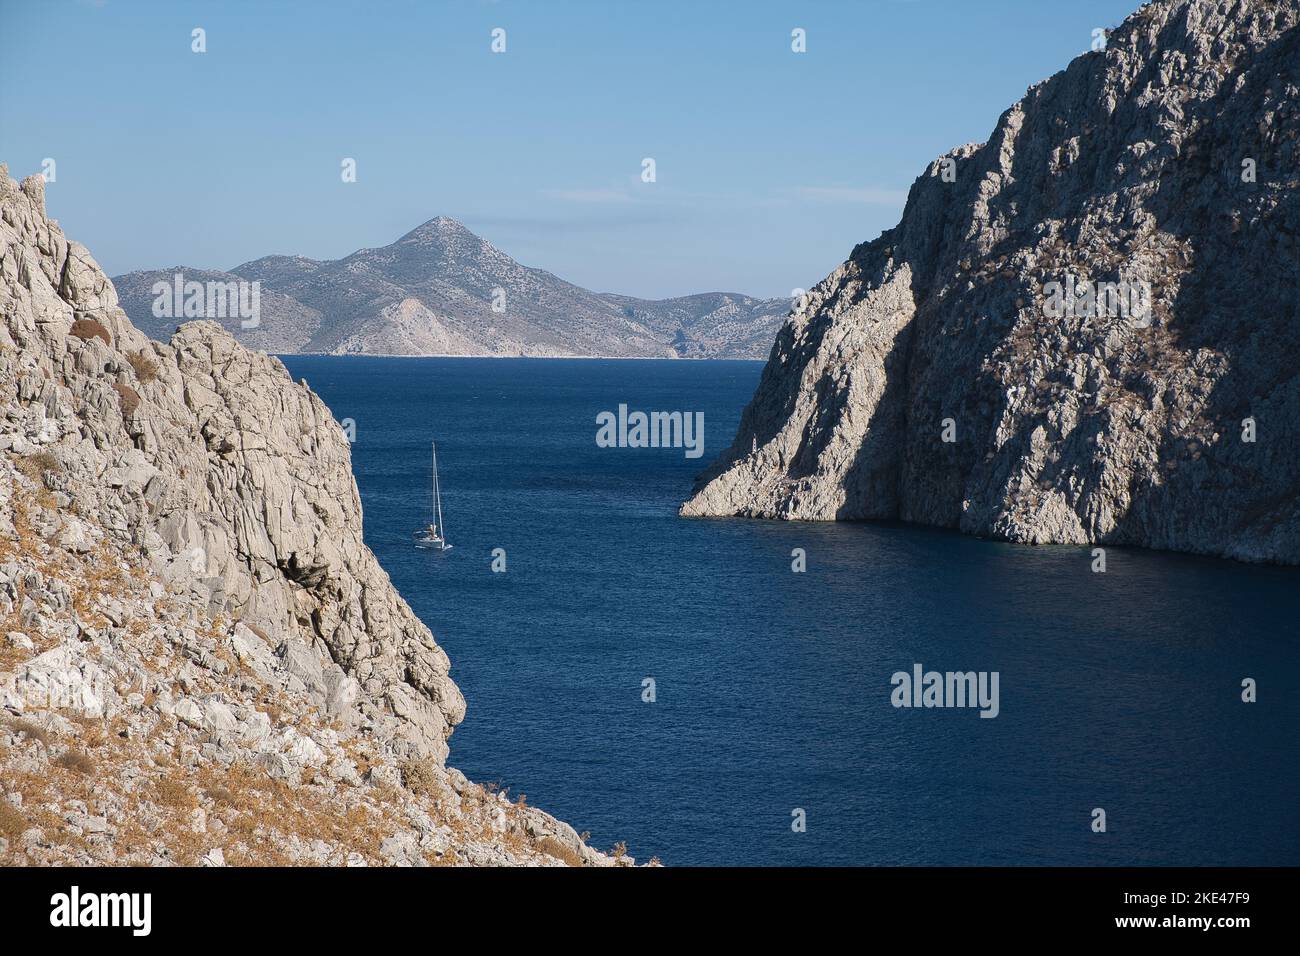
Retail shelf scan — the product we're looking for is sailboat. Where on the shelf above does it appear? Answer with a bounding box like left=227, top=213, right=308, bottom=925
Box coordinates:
left=413, top=439, right=451, bottom=551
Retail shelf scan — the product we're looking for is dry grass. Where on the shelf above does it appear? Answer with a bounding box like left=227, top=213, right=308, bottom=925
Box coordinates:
left=68, top=715, right=108, bottom=750
left=155, top=776, right=197, bottom=811
left=193, top=760, right=396, bottom=865
left=5, top=718, right=53, bottom=748
left=202, top=784, right=236, bottom=806
left=4, top=769, right=51, bottom=808
left=61, top=541, right=125, bottom=630
left=340, top=739, right=373, bottom=780
left=3, top=698, right=617, bottom=867
left=15, top=450, right=60, bottom=483
left=399, top=759, right=439, bottom=796
left=68, top=318, right=112, bottom=347
left=0, top=490, right=630, bottom=869
left=0, top=800, right=26, bottom=843
left=126, top=350, right=159, bottom=384
left=536, top=835, right=584, bottom=867
left=54, top=748, right=96, bottom=775
left=0, top=635, right=33, bottom=672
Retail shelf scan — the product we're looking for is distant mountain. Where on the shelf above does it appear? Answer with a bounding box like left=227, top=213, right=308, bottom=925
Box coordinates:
left=113, top=266, right=325, bottom=355
left=600, top=292, right=798, bottom=359
left=114, top=217, right=790, bottom=358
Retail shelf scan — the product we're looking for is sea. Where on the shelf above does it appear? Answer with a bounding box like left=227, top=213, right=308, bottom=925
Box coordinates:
left=280, top=355, right=1300, bottom=866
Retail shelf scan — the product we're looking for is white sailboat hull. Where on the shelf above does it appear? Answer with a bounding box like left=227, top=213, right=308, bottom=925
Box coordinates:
left=415, top=439, right=451, bottom=551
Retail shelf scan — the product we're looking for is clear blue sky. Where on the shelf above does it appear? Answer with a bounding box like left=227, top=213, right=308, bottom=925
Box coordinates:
left=1, top=0, right=1142, bottom=299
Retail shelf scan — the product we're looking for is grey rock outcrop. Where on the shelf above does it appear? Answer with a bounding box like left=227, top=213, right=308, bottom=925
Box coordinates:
left=1, top=170, right=464, bottom=759
left=683, top=0, right=1300, bottom=564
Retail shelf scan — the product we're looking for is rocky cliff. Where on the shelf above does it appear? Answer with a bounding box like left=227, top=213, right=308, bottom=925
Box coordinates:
left=683, top=0, right=1299, bottom=564
left=114, top=217, right=791, bottom=359
left=0, top=167, right=631, bottom=865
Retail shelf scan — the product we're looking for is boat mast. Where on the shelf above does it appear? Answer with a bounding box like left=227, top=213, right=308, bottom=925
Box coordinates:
left=432, top=440, right=446, bottom=548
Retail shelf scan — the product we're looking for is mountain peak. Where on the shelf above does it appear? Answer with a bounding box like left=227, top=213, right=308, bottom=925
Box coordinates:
left=112, top=216, right=790, bottom=359
left=399, top=216, right=476, bottom=242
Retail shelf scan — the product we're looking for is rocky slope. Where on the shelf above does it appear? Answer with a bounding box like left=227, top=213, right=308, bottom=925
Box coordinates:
left=683, top=0, right=1300, bottom=564
left=114, top=217, right=790, bottom=359
left=604, top=291, right=796, bottom=359
left=0, top=166, right=636, bottom=865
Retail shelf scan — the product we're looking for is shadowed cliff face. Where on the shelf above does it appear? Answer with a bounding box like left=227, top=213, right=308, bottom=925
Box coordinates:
left=683, top=0, right=1300, bottom=565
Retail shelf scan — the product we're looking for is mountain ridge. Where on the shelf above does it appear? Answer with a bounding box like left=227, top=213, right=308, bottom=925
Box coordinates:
left=114, top=217, right=791, bottom=359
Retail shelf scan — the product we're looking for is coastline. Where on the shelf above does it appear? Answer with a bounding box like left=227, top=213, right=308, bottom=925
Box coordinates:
left=268, top=351, right=769, bottom=362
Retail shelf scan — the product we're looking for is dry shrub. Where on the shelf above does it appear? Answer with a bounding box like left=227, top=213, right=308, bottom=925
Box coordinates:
left=112, top=382, right=141, bottom=419
left=126, top=350, right=159, bottom=384
left=69, top=318, right=112, bottom=347
left=203, top=785, right=236, bottom=806
left=69, top=715, right=107, bottom=749
left=155, top=776, right=197, bottom=810
left=5, top=718, right=52, bottom=748
left=55, top=748, right=95, bottom=775
left=0, top=800, right=26, bottom=842
left=536, top=835, right=584, bottom=867
left=15, top=451, right=60, bottom=482
left=400, top=759, right=438, bottom=796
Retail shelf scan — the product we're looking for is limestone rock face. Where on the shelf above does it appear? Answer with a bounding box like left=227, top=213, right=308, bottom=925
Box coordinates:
left=683, top=0, right=1300, bottom=564
left=1, top=164, right=642, bottom=867
left=0, top=167, right=464, bottom=760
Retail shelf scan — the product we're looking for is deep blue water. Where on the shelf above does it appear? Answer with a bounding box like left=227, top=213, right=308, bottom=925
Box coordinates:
left=281, top=355, right=1300, bottom=866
